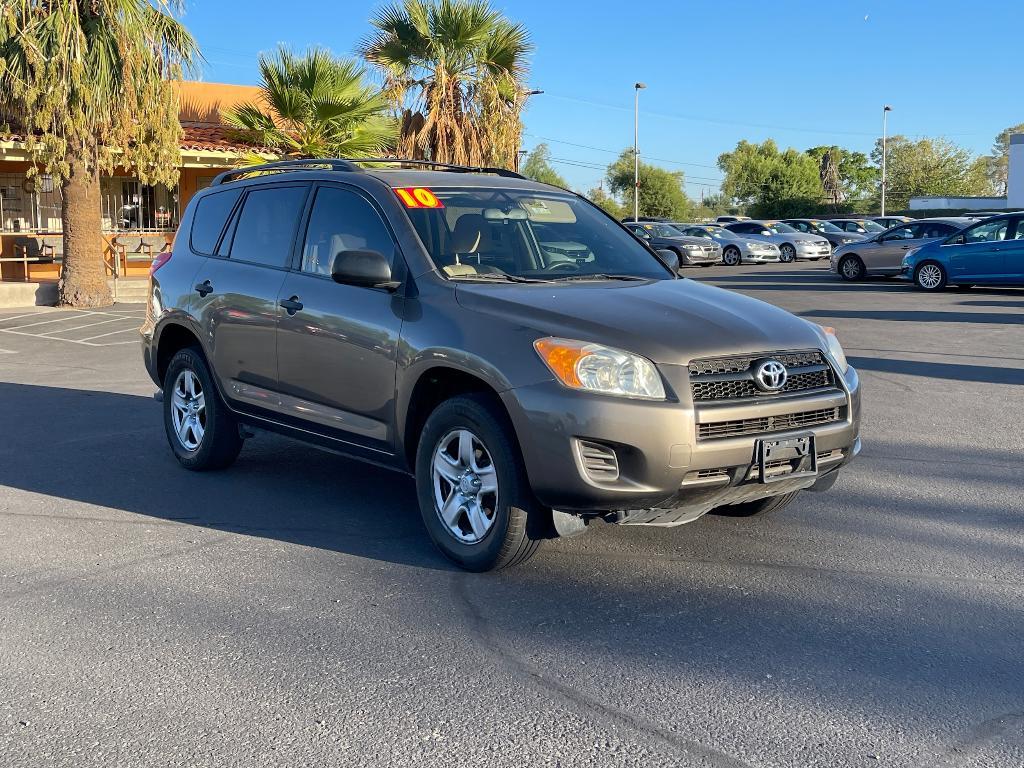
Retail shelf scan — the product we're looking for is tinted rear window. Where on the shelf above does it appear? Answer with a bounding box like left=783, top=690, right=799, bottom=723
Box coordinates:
left=228, top=185, right=309, bottom=268
left=190, top=189, right=241, bottom=255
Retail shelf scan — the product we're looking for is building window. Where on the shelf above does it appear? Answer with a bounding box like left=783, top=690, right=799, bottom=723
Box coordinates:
left=101, top=177, right=179, bottom=231
left=0, top=174, right=32, bottom=232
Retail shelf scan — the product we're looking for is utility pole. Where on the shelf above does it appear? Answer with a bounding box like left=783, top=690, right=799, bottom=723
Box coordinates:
left=881, top=104, right=892, bottom=216
left=634, top=82, right=646, bottom=222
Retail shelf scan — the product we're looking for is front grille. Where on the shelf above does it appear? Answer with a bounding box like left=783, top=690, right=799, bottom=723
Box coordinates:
left=697, top=407, right=841, bottom=440
left=689, top=350, right=823, bottom=377
left=689, top=351, right=834, bottom=401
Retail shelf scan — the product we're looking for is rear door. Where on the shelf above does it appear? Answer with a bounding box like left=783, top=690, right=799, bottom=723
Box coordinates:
left=191, top=182, right=310, bottom=410
left=274, top=183, right=405, bottom=453
left=1003, top=217, right=1024, bottom=282
left=946, top=218, right=1012, bottom=281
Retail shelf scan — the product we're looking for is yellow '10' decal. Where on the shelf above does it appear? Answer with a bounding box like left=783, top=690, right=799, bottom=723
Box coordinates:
left=395, top=187, right=444, bottom=208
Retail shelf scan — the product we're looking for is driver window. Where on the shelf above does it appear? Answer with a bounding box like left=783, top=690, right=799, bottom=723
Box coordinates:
left=963, top=219, right=1010, bottom=244
left=301, top=186, right=395, bottom=276
left=884, top=225, right=915, bottom=241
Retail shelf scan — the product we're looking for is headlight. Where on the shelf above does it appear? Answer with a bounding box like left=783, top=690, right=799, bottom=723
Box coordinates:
left=684, top=244, right=703, bottom=252
left=746, top=241, right=766, bottom=250
left=534, top=337, right=666, bottom=399
left=818, top=325, right=849, bottom=374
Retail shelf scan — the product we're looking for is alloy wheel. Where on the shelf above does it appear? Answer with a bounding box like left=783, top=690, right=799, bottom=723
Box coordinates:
left=917, top=263, right=944, bottom=290
left=840, top=257, right=863, bottom=280
left=170, top=370, right=206, bottom=451
left=431, top=429, right=499, bottom=544
left=780, top=244, right=796, bottom=263
left=724, top=247, right=740, bottom=266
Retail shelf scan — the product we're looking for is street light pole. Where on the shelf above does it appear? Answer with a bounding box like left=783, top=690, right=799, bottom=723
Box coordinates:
left=881, top=104, right=892, bottom=217
left=634, top=82, right=646, bottom=222
left=515, top=90, right=544, bottom=173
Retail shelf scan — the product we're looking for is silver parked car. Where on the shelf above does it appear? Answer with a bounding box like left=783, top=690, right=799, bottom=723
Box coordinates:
left=829, top=217, right=973, bottom=280
left=674, top=223, right=781, bottom=266
left=781, top=218, right=865, bottom=250
left=724, top=220, right=831, bottom=263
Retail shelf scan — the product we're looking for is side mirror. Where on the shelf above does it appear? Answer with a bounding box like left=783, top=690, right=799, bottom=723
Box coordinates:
left=331, top=249, right=399, bottom=291
left=656, top=248, right=680, bottom=271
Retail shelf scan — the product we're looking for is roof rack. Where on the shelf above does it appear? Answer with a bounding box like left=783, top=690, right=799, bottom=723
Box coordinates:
left=211, top=159, right=360, bottom=186
left=344, top=159, right=525, bottom=179
left=210, top=157, right=525, bottom=186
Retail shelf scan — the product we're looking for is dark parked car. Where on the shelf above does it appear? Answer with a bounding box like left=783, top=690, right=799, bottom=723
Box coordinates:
left=141, top=159, right=860, bottom=571
left=623, top=221, right=721, bottom=266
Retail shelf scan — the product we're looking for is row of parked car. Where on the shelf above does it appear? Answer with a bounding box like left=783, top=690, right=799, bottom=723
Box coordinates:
left=625, top=212, right=1024, bottom=291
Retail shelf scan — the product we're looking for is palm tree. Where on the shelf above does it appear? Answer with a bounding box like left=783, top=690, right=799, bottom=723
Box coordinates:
left=222, top=46, right=398, bottom=162
left=360, top=0, right=532, bottom=168
left=0, top=1, right=198, bottom=307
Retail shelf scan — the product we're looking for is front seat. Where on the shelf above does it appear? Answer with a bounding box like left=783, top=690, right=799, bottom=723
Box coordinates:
left=450, top=213, right=485, bottom=265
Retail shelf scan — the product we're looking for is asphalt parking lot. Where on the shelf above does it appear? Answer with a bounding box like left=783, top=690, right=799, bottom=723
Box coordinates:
left=1, top=263, right=1022, bottom=768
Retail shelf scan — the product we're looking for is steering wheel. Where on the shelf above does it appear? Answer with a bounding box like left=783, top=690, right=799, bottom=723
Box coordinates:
left=546, top=260, right=581, bottom=272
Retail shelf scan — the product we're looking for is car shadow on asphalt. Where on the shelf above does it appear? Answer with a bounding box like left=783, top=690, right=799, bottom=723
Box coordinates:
left=845, top=355, right=1024, bottom=386
left=0, top=382, right=456, bottom=572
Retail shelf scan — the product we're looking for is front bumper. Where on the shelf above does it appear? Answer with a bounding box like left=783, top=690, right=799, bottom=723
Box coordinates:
left=681, top=248, right=720, bottom=265
left=501, top=364, right=861, bottom=525
left=745, top=250, right=780, bottom=263
left=796, top=245, right=832, bottom=260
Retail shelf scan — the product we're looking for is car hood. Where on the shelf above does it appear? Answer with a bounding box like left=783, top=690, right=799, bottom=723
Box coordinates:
left=660, top=235, right=718, bottom=246
left=454, top=278, right=824, bottom=366
left=747, top=231, right=826, bottom=244
left=830, top=231, right=866, bottom=240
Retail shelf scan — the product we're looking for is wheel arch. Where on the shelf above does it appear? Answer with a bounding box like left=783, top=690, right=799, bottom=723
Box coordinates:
left=155, top=320, right=206, bottom=385
left=399, top=364, right=518, bottom=472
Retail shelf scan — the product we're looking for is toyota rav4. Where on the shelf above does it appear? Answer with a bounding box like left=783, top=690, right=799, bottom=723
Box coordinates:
left=141, top=159, right=861, bottom=571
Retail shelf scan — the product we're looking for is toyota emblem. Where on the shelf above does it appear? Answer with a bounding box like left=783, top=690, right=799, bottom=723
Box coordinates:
left=754, top=359, right=788, bottom=392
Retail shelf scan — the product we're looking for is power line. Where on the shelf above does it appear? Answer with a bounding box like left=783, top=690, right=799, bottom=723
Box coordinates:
left=524, top=132, right=721, bottom=170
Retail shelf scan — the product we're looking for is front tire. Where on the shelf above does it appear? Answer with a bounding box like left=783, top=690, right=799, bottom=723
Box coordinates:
left=712, top=491, right=799, bottom=518
left=722, top=246, right=742, bottom=266
left=163, top=347, right=242, bottom=471
left=779, top=243, right=796, bottom=263
left=415, top=394, right=546, bottom=571
left=838, top=255, right=866, bottom=281
left=914, top=261, right=947, bottom=291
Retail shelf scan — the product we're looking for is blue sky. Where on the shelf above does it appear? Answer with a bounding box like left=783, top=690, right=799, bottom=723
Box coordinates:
left=183, top=0, right=1020, bottom=197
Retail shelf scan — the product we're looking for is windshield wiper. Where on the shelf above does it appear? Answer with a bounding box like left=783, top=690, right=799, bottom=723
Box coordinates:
left=450, top=273, right=552, bottom=284
left=547, top=273, right=649, bottom=282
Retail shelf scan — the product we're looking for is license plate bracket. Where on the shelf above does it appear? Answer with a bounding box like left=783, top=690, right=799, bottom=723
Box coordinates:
left=756, top=433, right=817, bottom=483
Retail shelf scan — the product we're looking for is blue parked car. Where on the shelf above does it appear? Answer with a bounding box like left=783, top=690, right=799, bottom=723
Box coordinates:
left=902, top=213, right=1024, bottom=291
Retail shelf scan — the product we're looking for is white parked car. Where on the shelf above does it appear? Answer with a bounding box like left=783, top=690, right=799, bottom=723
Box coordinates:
left=724, top=220, right=831, bottom=263
left=674, top=223, right=781, bottom=266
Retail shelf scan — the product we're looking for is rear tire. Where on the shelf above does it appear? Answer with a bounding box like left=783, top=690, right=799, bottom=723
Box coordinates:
left=838, top=255, right=866, bottom=281
left=712, top=491, right=799, bottom=518
left=914, top=261, right=947, bottom=291
left=163, top=347, right=242, bottom=471
left=415, top=394, right=546, bottom=571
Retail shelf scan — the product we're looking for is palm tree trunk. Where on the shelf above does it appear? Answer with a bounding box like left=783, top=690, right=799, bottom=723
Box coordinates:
left=58, top=155, right=112, bottom=307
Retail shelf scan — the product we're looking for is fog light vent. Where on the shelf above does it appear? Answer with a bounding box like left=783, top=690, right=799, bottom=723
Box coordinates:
left=578, top=440, right=620, bottom=482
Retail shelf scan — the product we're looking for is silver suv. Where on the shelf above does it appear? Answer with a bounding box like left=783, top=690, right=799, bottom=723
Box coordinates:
left=141, top=159, right=861, bottom=571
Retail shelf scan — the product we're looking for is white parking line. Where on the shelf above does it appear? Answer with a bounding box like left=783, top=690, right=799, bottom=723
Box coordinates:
left=3, top=312, right=98, bottom=330
left=0, top=311, right=61, bottom=325
left=38, top=317, right=130, bottom=336
left=78, top=326, right=140, bottom=342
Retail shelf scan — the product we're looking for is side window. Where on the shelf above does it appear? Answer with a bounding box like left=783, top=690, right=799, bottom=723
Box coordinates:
left=1012, top=218, right=1024, bottom=240
left=884, top=225, right=915, bottom=241
left=301, top=186, right=397, bottom=276
left=921, top=223, right=955, bottom=239
left=189, top=189, right=241, bottom=255
left=228, top=185, right=309, bottom=268
left=791, top=222, right=808, bottom=232
left=731, top=223, right=754, bottom=234
left=963, top=219, right=1010, bottom=244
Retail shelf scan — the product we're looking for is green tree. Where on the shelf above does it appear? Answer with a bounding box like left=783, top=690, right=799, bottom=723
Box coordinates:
left=361, top=0, right=532, bottom=168
left=584, top=185, right=625, bottom=219
left=606, top=150, right=690, bottom=220
left=222, top=46, right=398, bottom=161
left=870, top=135, right=996, bottom=210
left=805, top=145, right=878, bottom=205
left=718, top=140, right=823, bottom=218
left=0, top=0, right=198, bottom=306
left=520, top=143, right=568, bottom=187
left=987, top=123, right=1024, bottom=195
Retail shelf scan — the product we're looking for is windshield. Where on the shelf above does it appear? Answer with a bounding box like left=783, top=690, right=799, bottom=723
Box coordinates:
left=767, top=222, right=797, bottom=233
left=648, top=223, right=686, bottom=237
left=403, top=187, right=671, bottom=281
left=813, top=220, right=844, bottom=233
left=862, top=220, right=885, bottom=232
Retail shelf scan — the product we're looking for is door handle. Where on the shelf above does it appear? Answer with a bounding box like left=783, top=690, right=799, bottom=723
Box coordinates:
left=280, top=296, right=303, bottom=315
left=900, top=245, right=911, bottom=250
left=194, top=280, right=213, bottom=297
